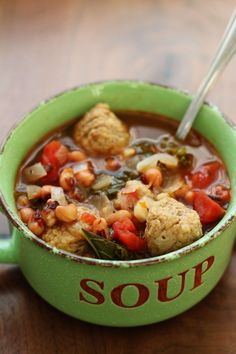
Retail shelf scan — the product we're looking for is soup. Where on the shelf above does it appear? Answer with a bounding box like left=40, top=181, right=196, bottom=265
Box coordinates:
left=14, top=103, right=230, bottom=260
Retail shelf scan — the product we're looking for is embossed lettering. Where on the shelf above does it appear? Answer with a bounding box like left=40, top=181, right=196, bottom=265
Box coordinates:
left=111, top=283, right=149, bottom=308
left=80, top=278, right=105, bottom=304
left=155, top=270, right=188, bottom=302
left=191, top=256, right=215, bottom=290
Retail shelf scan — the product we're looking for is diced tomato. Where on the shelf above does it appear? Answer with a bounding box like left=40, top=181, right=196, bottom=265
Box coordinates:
left=117, top=230, right=146, bottom=252
left=54, top=144, right=68, bottom=165
left=113, top=218, right=136, bottom=238
left=40, top=153, right=59, bottom=184
left=112, top=222, right=121, bottom=239
left=43, top=140, right=62, bottom=161
left=191, top=161, right=221, bottom=189
left=119, top=218, right=137, bottom=232
left=112, top=218, right=145, bottom=252
left=42, top=140, right=68, bottom=166
left=40, top=140, right=68, bottom=184
left=80, top=212, right=97, bottom=224
left=193, top=191, right=225, bottom=224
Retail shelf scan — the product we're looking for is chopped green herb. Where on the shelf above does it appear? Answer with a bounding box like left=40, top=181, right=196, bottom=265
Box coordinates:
left=131, top=140, right=157, bottom=155
left=178, top=153, right=193, bottom=168
left=92, top=168, right=139, bottom=198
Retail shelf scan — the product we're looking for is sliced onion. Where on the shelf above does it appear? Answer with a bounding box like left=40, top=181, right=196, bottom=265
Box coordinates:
left=161, top=174, right=183, bottom=193
left=92, top=174, right=112, bottom=191
left=27, top=185, right=41, bottom=200
left=86, top=193, right=114, bottom=218
left=24, top=162, right=47, bottom=183
left=137, top=153, right=178, bottom=173
left=51, top=186, right=67, bottom=205
left=126, top=155, right=143, bottom=170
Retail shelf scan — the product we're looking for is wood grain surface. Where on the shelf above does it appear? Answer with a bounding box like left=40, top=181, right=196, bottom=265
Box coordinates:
left=0, top=0, right=236, bottom=353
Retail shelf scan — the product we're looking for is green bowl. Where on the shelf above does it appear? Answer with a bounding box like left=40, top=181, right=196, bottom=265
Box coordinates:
left=0, top=81, right=236, bottom=327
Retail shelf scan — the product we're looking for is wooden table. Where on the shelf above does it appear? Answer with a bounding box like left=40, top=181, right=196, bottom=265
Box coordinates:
left=0, top=1, right=236, bottom=353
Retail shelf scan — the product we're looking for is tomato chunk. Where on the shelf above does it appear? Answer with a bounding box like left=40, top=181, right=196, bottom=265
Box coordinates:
left=112, top=218, right=145, bottom=252
left=40, top=140, right=67, bottom=184
left=113, top=218, right=136, bottom=237
left=191, top=161, right=221, bottom=189
left=40, top=156, right=59, bottom=184
left=43, top=140, right=62, bottom=159
left=117, top=230, right=146, bottom=252
left=193, top=191, right=225, bottom=224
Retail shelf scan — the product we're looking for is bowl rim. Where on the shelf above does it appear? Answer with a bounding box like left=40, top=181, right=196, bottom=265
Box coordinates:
left=0, top=79, right=236, bottom=268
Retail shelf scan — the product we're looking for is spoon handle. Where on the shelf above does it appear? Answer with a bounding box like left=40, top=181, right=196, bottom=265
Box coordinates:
left=176, top=8, right=236, bottom=141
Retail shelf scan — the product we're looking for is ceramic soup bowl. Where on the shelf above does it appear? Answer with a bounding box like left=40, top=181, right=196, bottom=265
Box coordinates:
left=0, top=81, right=236, bottom=327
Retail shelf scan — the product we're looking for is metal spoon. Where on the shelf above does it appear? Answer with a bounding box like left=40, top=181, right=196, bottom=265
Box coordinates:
left=176, top=8, right=236, bottom=141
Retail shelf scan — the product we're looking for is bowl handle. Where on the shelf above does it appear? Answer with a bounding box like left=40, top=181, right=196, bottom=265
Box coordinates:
left=0, top=209, right=18, bottom=264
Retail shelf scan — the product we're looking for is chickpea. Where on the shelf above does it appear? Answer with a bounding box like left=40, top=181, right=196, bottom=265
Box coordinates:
left=67, top=188, right=84, bottom=202
left=75, top=170, right=95, bottom=187
left=17, top=195, right=30, bottom=209
left=28, top=211, right=45, bottom=236
left=174, top=184, right=190, bottom=199
left=19, top=207, right=35, bottom=223
left=41, top=199, right=58, bottom=226
left=68, top=151, right=87, bottom=162
left=173, top=184, right=194, bottom=204
left=42, top=209, right=57, bottom=227
left=92, top=218, right=109, bottom=238
left=55, top=203, right=77, bottom=223
left=185, top=191, right=194, bottom=204
left=92, top=218, right=107, bottom=232
left=105, top=157, right=121, bottom=171
left=44, top=199, right=59, bottom=209
left=41, top=185, right=52, bottom=199
left=59, top=168, right=75, bottom=191
left=122, top=148, right=136, bottom=159
left=28, top=220, right=45, bottom=236
left=106, top=210, right=132, bottom=225
left=143, top=168, right=163, bottom=188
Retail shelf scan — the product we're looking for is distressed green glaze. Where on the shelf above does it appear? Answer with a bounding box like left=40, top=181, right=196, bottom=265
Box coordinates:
left=0, top=81, right=236, bottom=326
